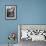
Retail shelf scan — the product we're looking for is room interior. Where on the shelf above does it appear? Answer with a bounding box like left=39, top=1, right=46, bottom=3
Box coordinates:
left=0, top=0, right=46, bottom=46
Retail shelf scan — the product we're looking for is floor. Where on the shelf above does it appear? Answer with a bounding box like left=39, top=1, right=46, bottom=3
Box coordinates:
left=0, top=40, right=46, bottom=46
left=19, top=39, right=46, bottom=46
left=0, top=44, right=18, bottom=46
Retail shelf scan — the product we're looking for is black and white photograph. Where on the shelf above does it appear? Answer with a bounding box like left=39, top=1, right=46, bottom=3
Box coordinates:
left=5, top=5, right=16, bottom=20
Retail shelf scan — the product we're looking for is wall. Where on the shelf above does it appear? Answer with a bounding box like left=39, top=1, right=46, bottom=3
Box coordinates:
left=0, top=0, right=46, bottom=44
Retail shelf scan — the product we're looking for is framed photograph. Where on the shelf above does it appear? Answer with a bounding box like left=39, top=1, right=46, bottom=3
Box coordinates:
left=5, top=5, right=16, bottom=20
left=18, top=24, right=46, bottom=42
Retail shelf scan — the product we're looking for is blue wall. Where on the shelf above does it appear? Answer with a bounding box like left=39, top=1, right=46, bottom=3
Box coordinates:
left=0, top=0, right=46, bottom=44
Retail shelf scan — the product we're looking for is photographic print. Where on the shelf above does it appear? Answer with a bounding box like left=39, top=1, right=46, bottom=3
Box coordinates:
left=18, top=24, right=46, bottom=41
left=5, top=5, right=16, bottom=20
